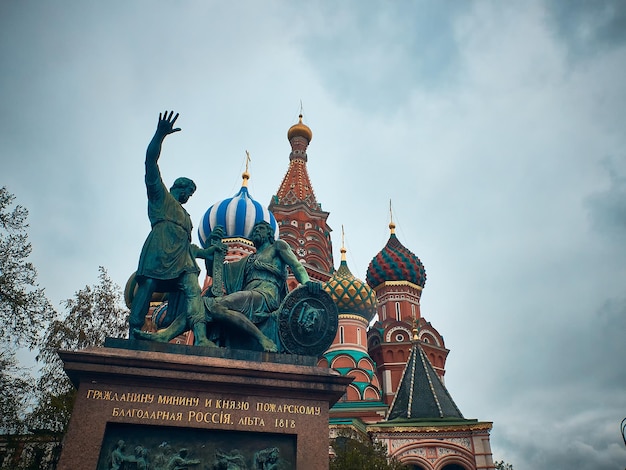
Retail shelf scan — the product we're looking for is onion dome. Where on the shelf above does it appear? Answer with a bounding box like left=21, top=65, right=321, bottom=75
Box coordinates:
left=287, top=114, right=312, bottom=142
left=198, top=157, right=278, bottom=247
left=366, top=220, right=427, bottom=289
left=324, top=237, right=377, bottom=322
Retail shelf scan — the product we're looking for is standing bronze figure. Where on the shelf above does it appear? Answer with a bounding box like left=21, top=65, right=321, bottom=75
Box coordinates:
left=129, top=111, right=223, bottom=346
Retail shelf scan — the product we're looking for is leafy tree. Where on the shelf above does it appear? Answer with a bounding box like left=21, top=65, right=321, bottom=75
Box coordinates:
left=26, top=267, right=128, bottom=433
left=494, top=460, right=514, bottom=470
left=0, top=349, right=32, bottom=433
left=0, top=187, right=54, bottom=433
left=330, top=435, right=407, bottom=470
left=0, top=186, right=55, bottom=348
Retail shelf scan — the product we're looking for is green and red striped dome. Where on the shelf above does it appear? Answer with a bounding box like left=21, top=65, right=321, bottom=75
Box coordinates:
left=366, top=231, right=426, bottom=289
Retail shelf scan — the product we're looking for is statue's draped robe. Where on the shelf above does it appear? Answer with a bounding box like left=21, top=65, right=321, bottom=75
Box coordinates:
left=136, top=177, right=199, bottom=282
left=204, top=252, right=288, bottom=351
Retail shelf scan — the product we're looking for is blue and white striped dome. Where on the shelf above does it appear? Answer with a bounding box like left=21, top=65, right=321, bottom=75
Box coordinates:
left=198, top=184, right=279, bottom=248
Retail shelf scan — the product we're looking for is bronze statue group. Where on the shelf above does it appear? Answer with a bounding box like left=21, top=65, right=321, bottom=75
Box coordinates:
left=130, top=111, right=321, bottom=353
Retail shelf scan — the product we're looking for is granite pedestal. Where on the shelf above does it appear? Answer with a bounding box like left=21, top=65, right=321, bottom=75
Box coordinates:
left=56, top=339, right=351, bottom=470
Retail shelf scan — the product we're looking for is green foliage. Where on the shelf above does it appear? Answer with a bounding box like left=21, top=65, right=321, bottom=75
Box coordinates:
left=0, top=187, right=53, bottom=434
left=494, top=460, right=514, bottom=470
left=35, top=266, right=129, bottom=364
left=330, top=436, right=407, bottom=470
left=27, top=267, right=129, bottom=433
left=0, top=188, right=128, bottom=438
left=0, top=349, right=32, bottom=433
left=0, top=186, right=55, bottom=348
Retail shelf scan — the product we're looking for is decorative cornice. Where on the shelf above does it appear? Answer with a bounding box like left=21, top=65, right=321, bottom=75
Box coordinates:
left=368, top=421, right=493, bottom=434
left=223, top=237, right=255, bottom=247
left=269, top=202, right=331, bottom=219
left=338, top=314, right=370, bottom=323
left=373, top=280, right=423, bottom=291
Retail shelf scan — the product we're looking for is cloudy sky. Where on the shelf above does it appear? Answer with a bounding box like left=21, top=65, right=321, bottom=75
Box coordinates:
left=2, top=1, right=625, bottom=468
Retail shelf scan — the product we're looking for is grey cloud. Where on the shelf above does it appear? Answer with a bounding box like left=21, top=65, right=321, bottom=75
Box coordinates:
left=586, top=158, right=626, bottom=238
left=499, top=419, right=626, bottom=470
left=546, top=0, right=626, bottom=58
left=487, top=292, right=626, bottom=469
left=292, top=1, right=470, bottom=112
left=2, top=3, right=626, bottom=469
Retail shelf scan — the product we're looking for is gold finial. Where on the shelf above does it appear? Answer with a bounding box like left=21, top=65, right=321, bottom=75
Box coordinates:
left=242, top=150, right=251, bottom=187
left=341, top=225, right=347, bottom=261
left=412, top=311, right=420, bottom=342
left=389, top=200, right=396, bottom=234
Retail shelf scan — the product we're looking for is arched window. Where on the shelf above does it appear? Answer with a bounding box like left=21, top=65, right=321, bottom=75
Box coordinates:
left=395, top=302, right=401, bottom=321
left=339, top=326, right=344, bottom=344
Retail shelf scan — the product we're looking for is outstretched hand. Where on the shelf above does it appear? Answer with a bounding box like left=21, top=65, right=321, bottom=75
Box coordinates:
left=305, top=280, right=322, bottom=294
left=156, top=110, right=181, bottom=137
left=213, top=240, right=228, bottom=255
left=209, top=225, right=226, bottom=242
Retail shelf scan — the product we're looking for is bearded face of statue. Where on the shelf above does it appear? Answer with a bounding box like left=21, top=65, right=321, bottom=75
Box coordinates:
left=170, top=177, right=196, bottom=204
left=251, top=223, right=273, bottom=248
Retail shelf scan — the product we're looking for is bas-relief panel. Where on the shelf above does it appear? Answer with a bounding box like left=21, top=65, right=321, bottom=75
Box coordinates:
left=97, top=422, right=295, bottom=470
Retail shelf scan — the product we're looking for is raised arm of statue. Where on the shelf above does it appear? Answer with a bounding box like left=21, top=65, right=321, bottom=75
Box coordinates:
left=145, top=110, right=181, bottom=185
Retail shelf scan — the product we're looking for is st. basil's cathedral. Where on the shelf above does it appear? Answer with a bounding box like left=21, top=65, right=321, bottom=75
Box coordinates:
left=162, top=114, right=495, bottom=470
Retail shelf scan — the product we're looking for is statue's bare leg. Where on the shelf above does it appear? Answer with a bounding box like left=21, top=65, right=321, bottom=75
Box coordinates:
left=180, top=273, right=216, bottom=347
left=129, top=277, right=158, bottom=336
left=210, top=303, right=277, bottom=352
left=189, top=297, right=215, bottom=347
